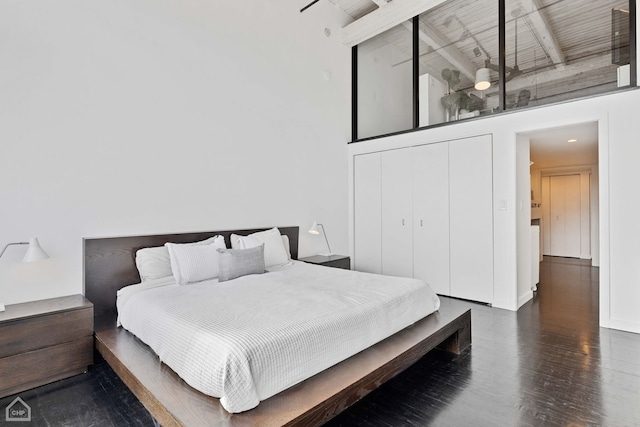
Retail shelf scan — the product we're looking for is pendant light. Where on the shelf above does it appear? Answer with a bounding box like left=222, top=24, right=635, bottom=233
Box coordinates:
left=475, top=68, right=491, bottom=90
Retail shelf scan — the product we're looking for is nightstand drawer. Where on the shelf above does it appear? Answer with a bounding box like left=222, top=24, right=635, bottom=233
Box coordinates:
left=0, top=336, right=93, bottom=398
left=0, top=295, right=94, bottom=398
left=0, top=307, right=93, bottom=358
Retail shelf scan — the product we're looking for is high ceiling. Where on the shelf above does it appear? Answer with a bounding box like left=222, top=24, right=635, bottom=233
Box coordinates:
left=328, top=0, right=629, bottom=107
left=316, top=0, right=607, bottom=165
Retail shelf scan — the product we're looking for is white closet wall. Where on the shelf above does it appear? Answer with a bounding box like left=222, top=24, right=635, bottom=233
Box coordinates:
left=353, top=135, right=494, bottom=304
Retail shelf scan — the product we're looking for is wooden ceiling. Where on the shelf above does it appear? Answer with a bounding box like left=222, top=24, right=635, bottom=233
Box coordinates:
left=331, top=0, right=629, bottom=106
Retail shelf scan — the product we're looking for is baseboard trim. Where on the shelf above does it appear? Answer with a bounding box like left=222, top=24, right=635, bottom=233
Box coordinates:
left=493, top=298, right=517, bottom=311
left=607, top=318, right=640, bottom=334
left=518, top=291, right=534, bottom=309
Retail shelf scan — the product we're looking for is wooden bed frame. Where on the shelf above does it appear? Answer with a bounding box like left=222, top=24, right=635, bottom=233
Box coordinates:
left=84, top=226, right=471, bottom=427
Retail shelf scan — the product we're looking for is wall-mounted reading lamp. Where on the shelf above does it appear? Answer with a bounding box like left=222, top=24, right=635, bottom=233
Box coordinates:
left=0, top=238, right=49, bottom=312
left=308, top=221, right=332, bottom=256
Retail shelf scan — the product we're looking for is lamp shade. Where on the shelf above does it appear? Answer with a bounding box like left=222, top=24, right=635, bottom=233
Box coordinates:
left=474, top=68, right=491, bottom=91
left=22, top=238, right=49, bottom=263
left=308, top=221, right=321, bottom=235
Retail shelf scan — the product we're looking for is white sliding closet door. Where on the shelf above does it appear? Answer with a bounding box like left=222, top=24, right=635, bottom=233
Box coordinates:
left=449, top=135, right=493, bottom=303
left=413, top=143, right=450, bottom=295
left=541, top=176, right=551, bottom=255
left=354, top=153, right=382, bottom=274
left=549, top=174, right=581, bottom=258
left=381, top=149, right=413, bottom=277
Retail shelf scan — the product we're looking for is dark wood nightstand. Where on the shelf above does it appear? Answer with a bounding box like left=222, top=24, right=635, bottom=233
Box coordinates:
left=299, top=254, right=351, bottom=270
left=0, top=295, right=94, bottom=398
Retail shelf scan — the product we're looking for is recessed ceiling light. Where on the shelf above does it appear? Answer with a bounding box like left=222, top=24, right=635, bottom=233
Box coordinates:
left=567, top=138, right=578, bottom=143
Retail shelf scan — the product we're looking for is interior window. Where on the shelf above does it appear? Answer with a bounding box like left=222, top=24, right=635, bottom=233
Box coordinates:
left=357, top=22, right=414, bottom=139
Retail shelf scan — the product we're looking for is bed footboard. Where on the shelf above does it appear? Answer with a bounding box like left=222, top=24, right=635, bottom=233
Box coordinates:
left=94, top=306, right=471, bottom=427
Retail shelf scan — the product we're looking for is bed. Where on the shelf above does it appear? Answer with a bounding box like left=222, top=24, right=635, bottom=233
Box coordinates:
left=84, top=226, right=471, bottom=426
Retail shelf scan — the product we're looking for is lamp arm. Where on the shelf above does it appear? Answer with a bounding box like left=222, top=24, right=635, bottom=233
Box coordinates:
left=318, top=224, right=332, bottom=255
left=0, top=242, right=29, bottom=259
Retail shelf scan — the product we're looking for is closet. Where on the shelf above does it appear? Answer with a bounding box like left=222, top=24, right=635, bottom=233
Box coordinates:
left=381, top=149, right=414, bottom=277
left=354, top=135, right=494, bottom=304
left=354, top=152, right=382, bottom=274
left=413, top=142, right=450, bottom=295
left=448, top=136, right=493, bottom=302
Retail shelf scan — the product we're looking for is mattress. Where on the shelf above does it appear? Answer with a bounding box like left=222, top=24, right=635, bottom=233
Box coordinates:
left=117, top=261, right=440, bottom=413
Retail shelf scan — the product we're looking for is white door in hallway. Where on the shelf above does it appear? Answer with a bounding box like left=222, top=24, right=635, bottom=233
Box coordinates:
left=549, top=174, right=581, bottom=258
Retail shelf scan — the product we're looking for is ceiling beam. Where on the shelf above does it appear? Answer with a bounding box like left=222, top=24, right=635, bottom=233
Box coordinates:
left=352, top=0, right=476, bottom=80
left=519, top=0, right=565, bottom=70
left=484, top=54, right=611, bottom=95
left=341, top=0, right=448, bottom=47
left=402, top=20, right=477, bottom=81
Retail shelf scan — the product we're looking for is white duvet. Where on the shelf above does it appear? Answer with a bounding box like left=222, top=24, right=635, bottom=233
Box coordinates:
left=117, top=261, right=440, bottom=413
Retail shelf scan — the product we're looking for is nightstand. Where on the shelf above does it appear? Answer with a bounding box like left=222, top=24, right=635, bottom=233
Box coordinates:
left=299, top=254, right=351, bottom=270
left=0, top=295, right=93, bottom=398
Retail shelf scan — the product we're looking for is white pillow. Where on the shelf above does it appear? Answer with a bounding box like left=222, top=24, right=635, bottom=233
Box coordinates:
left=135, top=246, right=173, bottom=281
left=136, top=236, right=223, bottom=281
left=230, top=227, right=289, bottom=267
left=281, top=235, right=291, bottom=260
left=165, top=236, right=227, bottom=285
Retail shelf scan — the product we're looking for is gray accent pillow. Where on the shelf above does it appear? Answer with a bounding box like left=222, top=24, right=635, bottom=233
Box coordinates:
left=217, top=244, right=266, bottom=282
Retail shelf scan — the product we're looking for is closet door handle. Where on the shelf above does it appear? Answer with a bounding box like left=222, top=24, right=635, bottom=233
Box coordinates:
left=402, top=219, right=405, bottom=226
left=420, top=220, right=423, bottom=227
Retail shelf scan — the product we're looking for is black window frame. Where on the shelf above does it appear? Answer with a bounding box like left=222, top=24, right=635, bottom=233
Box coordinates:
left=351, top=0, right=637, bottom=143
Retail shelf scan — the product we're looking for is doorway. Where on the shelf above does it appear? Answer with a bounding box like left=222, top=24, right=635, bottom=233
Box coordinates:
left=516, top=121, right=601, bottom=311
left=528, top=122, right=599, bottom=265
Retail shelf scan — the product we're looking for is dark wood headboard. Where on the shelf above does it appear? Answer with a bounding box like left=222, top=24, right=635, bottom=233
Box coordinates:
left=84, top=227, right=299, bottom=318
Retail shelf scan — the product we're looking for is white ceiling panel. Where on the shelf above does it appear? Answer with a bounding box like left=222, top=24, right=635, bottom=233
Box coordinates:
left=527, top=122, right=598, bottom=169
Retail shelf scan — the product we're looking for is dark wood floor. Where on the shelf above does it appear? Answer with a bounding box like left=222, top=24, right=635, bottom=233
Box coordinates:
left=328, top=257, right=640, bottom=427
left=0, top=348, right=154, bottom=426
left=2, top=257, right=639, bottom=426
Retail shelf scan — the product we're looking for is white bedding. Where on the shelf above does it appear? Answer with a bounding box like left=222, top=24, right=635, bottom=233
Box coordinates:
left=117, top=261, right=440, bottom=413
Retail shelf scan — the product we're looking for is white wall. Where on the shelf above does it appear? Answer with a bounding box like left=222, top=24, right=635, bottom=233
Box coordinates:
left=531, top=169, right=542, bottom=202
left=0, top=0, right=352, bottom=305
left=590, top=166, right=600, bottom=267
left=357, top=41, right=413, bottom=139
left=348, top=87, right=640, bottom=334
left=515, top=135, right=532, bottom=308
